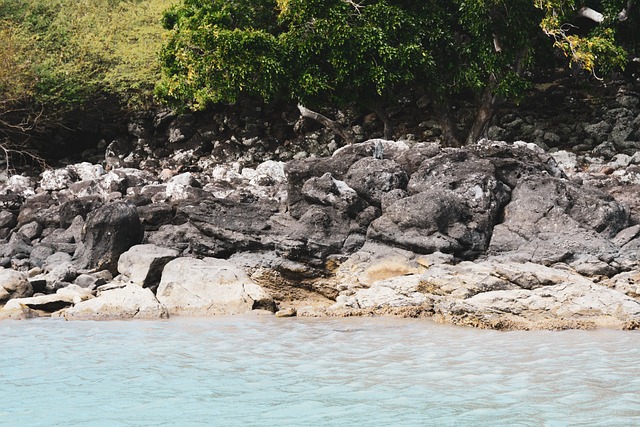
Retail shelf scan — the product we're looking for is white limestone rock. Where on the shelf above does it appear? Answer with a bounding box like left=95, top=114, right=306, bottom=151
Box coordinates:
left=156, top=257, right=275, bottom=316
left=117, top=244, right=179, bottom=287
left=61, top=285, right=167, bottom=320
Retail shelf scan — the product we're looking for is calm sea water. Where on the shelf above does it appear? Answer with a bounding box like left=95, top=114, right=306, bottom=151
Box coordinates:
left=1, top=316, right=639, bottom=427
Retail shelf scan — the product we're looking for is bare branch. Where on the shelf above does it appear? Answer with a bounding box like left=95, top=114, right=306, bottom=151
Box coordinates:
left=577, top=6, right=604, bottom=23
left=619, top=0, right=635, bottom=21
left=297, top=104, right=355, bottom=144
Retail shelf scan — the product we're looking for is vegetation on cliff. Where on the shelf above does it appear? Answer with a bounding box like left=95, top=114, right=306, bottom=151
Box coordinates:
left=0, top=0, right=639, bottom=162
left=0, top=0, right=174, bottom=166
left=159, top=0, right=639, bottom=145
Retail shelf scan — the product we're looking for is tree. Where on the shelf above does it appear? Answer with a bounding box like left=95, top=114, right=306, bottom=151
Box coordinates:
left=0, top=0, right=175, bottom=169
left=158, top=0, right=637, bottom=146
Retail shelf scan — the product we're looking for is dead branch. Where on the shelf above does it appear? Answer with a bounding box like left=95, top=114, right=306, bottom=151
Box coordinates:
left=297, top=104, right=355, bottom=144
left=577, top=6, right=604, bottom=23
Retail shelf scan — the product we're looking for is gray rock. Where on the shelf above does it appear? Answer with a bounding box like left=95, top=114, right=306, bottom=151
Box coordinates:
left=18, top=221, right=42, bottom=240
left=301, top=173, right=365, bottom=216
left=73, top=201, right=143, bottom=274
left=117, top=244, right=179, bottom=288
left=1, top=232, right=33, bottom=258
left=344, top=157, right=408, bottom=206
left=0, top=268, right=32, bottom=303
left=156, top=257, right=275, bottom=316
left=0, top=210, right=16, bottom=229
left=488, top=175, right=627, bottom=264
left=74, top=273, right=107, bottom=290
left=29, top=245, right=55, bottom=269
left=40, top=168, right=78, bottom=191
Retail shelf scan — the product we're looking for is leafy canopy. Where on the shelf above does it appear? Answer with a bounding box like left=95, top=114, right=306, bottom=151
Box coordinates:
left=159, top=0, right=635, bottom=117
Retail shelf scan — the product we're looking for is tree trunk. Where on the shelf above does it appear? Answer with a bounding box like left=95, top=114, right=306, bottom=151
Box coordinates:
left=466, top=87, right=495, bottom=145
left=374, top=107, right=394, bottom=140
left=432, top=99, right=461, bottom=147
left=297, top=104, right=355, bottom=144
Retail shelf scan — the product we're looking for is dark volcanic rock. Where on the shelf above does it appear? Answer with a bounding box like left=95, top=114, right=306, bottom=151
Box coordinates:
left=73, top=201, right=143, bottom=274
left=345, top=157, right=408, bottom=207
left=488, top=174, right=628, bottom=264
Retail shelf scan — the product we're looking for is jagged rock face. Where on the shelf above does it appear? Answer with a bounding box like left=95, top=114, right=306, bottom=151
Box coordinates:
left=488, top=174, right=628, bottom=264
left=73, top=201, right=144, bottom=274
left=368, top=150, right=511, bottom=258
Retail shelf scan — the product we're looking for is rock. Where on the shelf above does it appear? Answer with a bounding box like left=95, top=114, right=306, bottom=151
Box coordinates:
left=18, top=221, right=42, bottom=240
left=176, top=197, right=279, bottom=257
left=344, top=157, right=408, bottom=206
left=40, top=168, right=78, bottom=191
left=0, top=268, right=32, bottom=303
left=36, top=261, right=78, bottom=293
left=0, top=232, right=33, bottom=258
left=42, top=252, right=73, bottom=271
left=368, top=149, right=511, bottom=258
left=488, top=175, right=627, bottom=264
left=59, top=197, right=103, bottom=227
left=156, top=257, right=276, bottom=316
left=570, top=255, right=618, bottom=277
left=0, top=302, right=40, bottom=319
left=137, top=203, right=175, bottom=230
left=3, top=175, right=36, bottom=197
left=165, top=172, right=200, bottom=201
left=0, top=210, right=17, bottom=229
left=612, top=225, right=640, bottom=247
left=68, top=162, right=105, bottom=182
left=16, top=193, right=61, bottom=229
left=550, top=150, right=579, bottom=175
left=61, top=285, right=168, bottom=320
left=117, top=244, right=179, bottom=288
left=275, top=307, right=297, bottom=317
left=301, top=173, right=365, bottom=216
left=434, top=261, right=640, bottom=329
left=3, top=292, right=76, bottom=313
left=333, top=275, right=433, bottom=310
left=434, top=282, right=640, bottom=330
left=74, top=273, right=107, bottom=290
left=73, top=201, right=144, bottom=274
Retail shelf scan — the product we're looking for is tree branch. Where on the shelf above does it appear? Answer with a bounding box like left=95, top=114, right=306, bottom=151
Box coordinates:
left=297, top=104, right=355, bottom=144
left=577, top=6, right=604, bottom=23
left=619, top=0, right=635, bottom=21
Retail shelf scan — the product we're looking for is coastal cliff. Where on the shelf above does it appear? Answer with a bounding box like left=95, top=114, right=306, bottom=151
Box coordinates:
left=2, top=101, right=640, bottom=329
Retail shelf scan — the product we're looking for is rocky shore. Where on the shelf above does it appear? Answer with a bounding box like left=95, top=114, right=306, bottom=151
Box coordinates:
left=3, top=121, right=640, bottom=330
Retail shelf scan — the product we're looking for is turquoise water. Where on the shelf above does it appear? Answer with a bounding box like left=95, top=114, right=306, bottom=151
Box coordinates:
left=1, top=316, right=639, bottom=427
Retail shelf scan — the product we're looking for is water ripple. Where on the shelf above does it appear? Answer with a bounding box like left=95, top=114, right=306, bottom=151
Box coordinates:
left=1, top=317, right=640, bottom=426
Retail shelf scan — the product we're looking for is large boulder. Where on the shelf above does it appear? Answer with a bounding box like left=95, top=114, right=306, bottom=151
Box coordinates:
left=176, top=197, right=279, bottom=257
left=156, top=257, right=275, bottom=316
left=367, top=150, right=510, bottom=258
left=73, top=201, right=143, bottom=274
left=488, top=174, right=628, bottom=264
left=117, top=244, right=179, bottom=288
left=0, top=268, right=32, bottom=303
left=62, top=285, right=168, bottom=320
left=344, top=157, right=408, bottom=207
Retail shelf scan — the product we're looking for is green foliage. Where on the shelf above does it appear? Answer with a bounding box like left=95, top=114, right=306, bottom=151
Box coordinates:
left=158, top=0, right=433, bottom=112
left=157, top=0, right=284, bottom=108
left=0, top=0, right=176, bottom=109
left=537, top=0, right=630, bottom=75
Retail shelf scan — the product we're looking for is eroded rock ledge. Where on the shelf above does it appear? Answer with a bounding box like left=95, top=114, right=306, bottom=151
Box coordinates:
left=2, top=139, right=640, bottom=330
